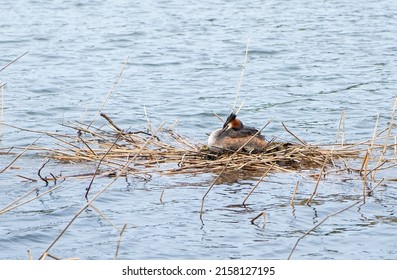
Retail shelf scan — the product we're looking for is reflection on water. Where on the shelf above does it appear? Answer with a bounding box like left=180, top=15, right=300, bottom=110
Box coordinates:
left=1, top=0, right=397, bottom=259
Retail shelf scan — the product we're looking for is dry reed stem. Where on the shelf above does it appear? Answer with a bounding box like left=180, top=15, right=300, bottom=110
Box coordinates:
left=361, top=150, right=370, bottom=203
left=114, top=224, right=127, bottom=260
left=160, top=189, right=165, bottom=203
left=0, top=182, right=65, bottom=215
left=368, top=178, right=384, bottom=196
left=87, top=57, right=129, bottom=128
left=372, top=96, right=397, bottom=180
left=290, top=181, right=300, bottom=206
left=212, top=112, right=224, bottom=123
left=281, top=122, right=306, bottom=145
left=233, top=37, right=250, bottom=112
left=85, top=133, right=122, bottom=199
left=1, top=81, right=4, bottom=119
left=288, top=200, right=361, bottom=260
left=0, top=51, right=29, bottom=73
left=335, top=111, right=345, bottom=145
left=305, top=151, right=331, bottom=205
left=0, top=186, right=39, bottom=214
left=250, top=211, right=266, bottom=225
left=89, top=203, right=120, bottom=233
left=0, top=136, right=41, bottom=174
left=242, top=164, right=274, bottom=205
left=100, top=112, right=123, bottom=132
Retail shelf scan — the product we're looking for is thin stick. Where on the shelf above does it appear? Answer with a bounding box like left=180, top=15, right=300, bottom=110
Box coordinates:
left=394, top=135, right=397, bottom=156
left=290, top=181, right=300, bottom=206
left=0, top=136, right=41, bottom=174
left=235, top=100, right=245, bottom=115
left=114, top=224, right=127, bottom=260
left=0, top=186, right=39, bottom=213
left=143, top=106, right=153, bottom=135
left=281, top=122, right=307, bottom=145
left=212, top=112, right=224, bottom=123
left=0, top=182, right=64, bottom=215
left=242, top=164, right=274, bottom=205
left=306, top=152, right=330, bottom=205
left=288, top=200, right=360, bottom=260
left=27, top=249, right=33, bottom=260
left=232, top=38, right=250, bottom=112
left=100, top=112, right=123, bottom=132
left=160, top=189, right=165, bottom=203
left=85, top=134, right=121, bottom=200
left=362, top=150, right=369, bottom=203
left=368, top=178, right=384, bottom=196
left=77, top=135, right=97, bottom=156
left=372, top=96, right=397, bottom=180
left=89, top=204, right=120, bottom=232
left=250, top=211, right=266, bottom=225
left=0, top=51, right=29, bottom=73
left=37, top=159, right=50, bottom=185
left=87, top=57, right=129, bottom=128
left=1, top=81, right=4, bottom=119
left=335, top=111, right=345, bottom=145
left=369, top=113, right=380, bottom=156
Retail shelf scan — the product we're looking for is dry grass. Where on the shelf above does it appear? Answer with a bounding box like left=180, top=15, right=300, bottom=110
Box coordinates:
left=37, top=113, right=361, bottom=180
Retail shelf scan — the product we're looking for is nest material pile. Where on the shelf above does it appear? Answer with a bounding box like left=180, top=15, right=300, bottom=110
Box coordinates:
left=45, top=113, right=361, bottom=180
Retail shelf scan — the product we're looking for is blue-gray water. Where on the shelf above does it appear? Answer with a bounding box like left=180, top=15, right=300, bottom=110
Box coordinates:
left=1, top=0, right=397, bottom=259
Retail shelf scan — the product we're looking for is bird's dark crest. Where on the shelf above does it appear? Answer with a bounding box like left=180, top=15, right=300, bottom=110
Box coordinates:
left=223, top=112, right=237, bottom=129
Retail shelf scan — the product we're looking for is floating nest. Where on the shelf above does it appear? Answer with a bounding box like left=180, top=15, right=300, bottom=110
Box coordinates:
left=40, top=113, right=365, bottom=181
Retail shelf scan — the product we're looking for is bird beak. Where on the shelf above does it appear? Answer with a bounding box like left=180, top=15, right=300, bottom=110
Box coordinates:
left=219, top=124, right=230, bottom=135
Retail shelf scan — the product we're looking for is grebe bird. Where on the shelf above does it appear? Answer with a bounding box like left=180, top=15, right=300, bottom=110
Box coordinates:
left=208, top=112, right=267, bottom=152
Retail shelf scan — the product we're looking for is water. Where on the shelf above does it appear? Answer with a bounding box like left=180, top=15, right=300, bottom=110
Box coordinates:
left=1, top=0, right=397, bottom=259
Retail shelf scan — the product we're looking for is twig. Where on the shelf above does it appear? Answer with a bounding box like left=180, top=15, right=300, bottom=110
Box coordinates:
left=0, top=186, right=39, bottom=214
left=361, top=150, right=370, bottom=203
left=160, top=189, right=165, bottom=203
left=290, top=181, right=300, bottom=206
left=143, top=106, right=153, bottom=135
left=335, top=111, right=345, bottom=145
left=372, top=96, right=397, bottom=180
left=100, top=112, right=123, bottom=132
left=232, top=38, right=250, bottom=112
left=242, top=164, right=274, bottom=205
left=37, top=159, right=51, bottom=185
left=0, top=136, right=41, bottom=174
left=77, top=134, right=98, bottom=156
left=0, top=181, right=64, bottom=215
left=250, top=211, right=266, bottom=225
left=87, top=57, right=129, bottom=128
left=89, top=203, right=120, bottom=232
left=85, top=134, right=122, bottom=200
left=369, top=113, right=380, bottom=154
left=114, top=224, right=127, bottom=260
left=288, top=200, right=361, bottom=259
left=306, top=152, right=331, bottom=205
left=281, top=122, right=307, bottom=145
left=0, top=51, right=29, bottom=73
left=212, top=112, right=224, bottom=123
left=368, top=178, right=384, bottom=196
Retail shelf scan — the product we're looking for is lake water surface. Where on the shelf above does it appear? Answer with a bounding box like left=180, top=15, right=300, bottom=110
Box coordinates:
left=1, top=0, right=397, bottom=259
